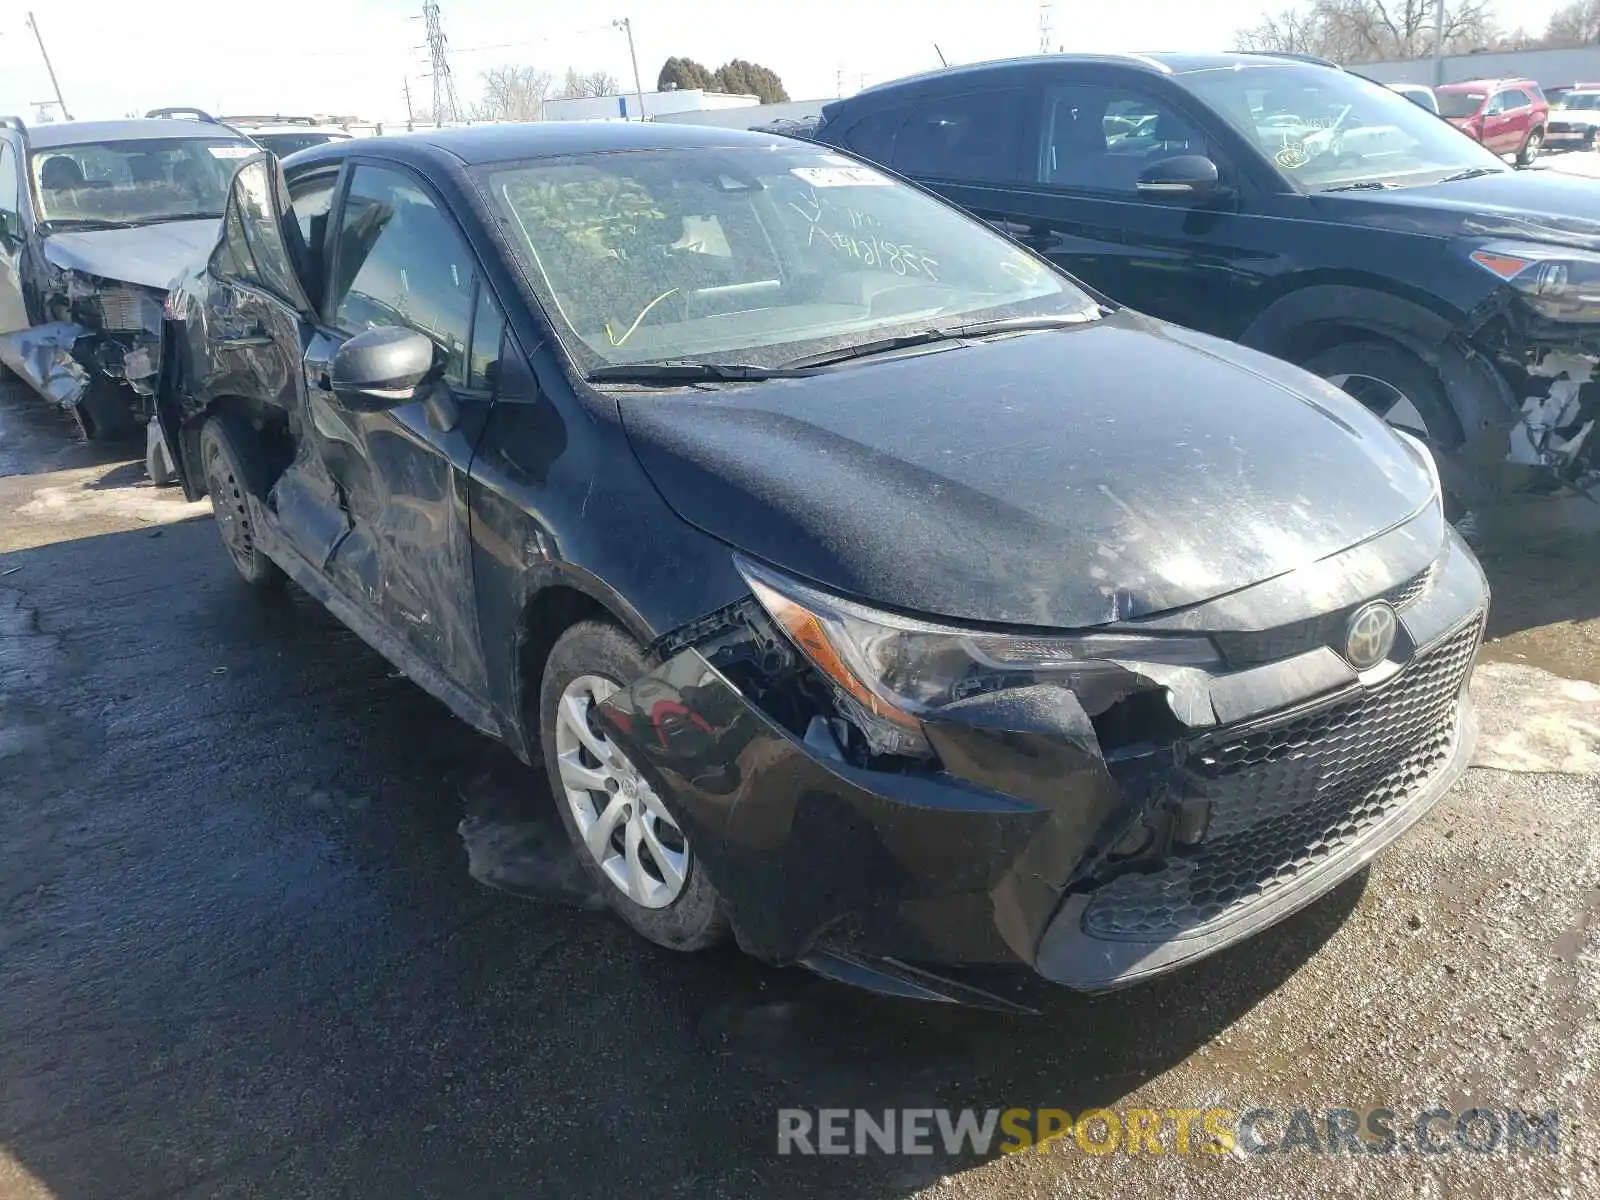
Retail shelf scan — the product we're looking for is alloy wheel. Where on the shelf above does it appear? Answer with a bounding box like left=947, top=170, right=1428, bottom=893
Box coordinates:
left=554, top=674, right=690, bottom=909
left=1323, top=371, right=1431, bottom=440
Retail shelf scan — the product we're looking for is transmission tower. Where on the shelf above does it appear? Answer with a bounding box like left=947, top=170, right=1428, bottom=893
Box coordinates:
left=422, top=1, right=461, bottom=124
left=1038, top=1, right=1054, bottom=54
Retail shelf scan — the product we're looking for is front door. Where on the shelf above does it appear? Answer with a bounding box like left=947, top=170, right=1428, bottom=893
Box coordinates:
left=1481, top=91, right=1519, bottom=152
left=0, top=140, right=30, bottom=336
left=295, top=161, right=499, bottom=696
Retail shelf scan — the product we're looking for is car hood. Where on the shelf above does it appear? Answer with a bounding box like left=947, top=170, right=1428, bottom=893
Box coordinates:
left=1313, top=171, right=1600, bottom=251
left=618, top=312, right=1435, bottom=629
left=41, top=219, right=221, bottom=290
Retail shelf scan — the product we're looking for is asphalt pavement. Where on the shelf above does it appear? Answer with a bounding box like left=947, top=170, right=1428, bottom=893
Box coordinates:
left=0, top=382, right=1596, bottom=1199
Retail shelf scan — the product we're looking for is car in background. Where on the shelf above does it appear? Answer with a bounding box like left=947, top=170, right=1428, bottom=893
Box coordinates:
left=158, top=125, right=1484, bottom=1005
left=1546, top=89, right=1600, bottom=151
left=1387, top=82, right=1439, bottom=114
left=1543, top=81, right=1600, bottom=105
left=221, top=116, right=355, bottom=158
left=1435, top=78, right=1548, bottom=163
left=0, top=112, right=255, bottom=474
left=813, top=53, right=1600, bottom=511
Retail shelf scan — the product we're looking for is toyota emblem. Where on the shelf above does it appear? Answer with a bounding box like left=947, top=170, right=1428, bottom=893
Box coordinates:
left=1344, top=601, right=1398, bottom=670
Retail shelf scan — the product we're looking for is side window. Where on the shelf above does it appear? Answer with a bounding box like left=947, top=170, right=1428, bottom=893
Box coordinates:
left=215, top=201, right=264, bottom=286
left=837, top=105, right=911, bottom=165
left=287, top=170, right=337, bottom=295
left=233, top=159, right=306, bottom=306
left=1519, top=88, right=1540, bottom=108
left=1038, top=84, right=1208, bottom=194
left=468, top=288, right=503, bottom=391
left=331, top=164, right=473, bottom=386
left=892, top=89, right=1026, bottom=184
left=1486, top=92, right=1508, bottom=115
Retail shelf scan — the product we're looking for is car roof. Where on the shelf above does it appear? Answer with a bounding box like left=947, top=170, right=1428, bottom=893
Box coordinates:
left=246, top=125, right=352, bottom=137
left=25, top=118, right=249, bottom=149
left=283, top=120, right=797, bottom=169
left=1436, top=78, right=1536, bottom=91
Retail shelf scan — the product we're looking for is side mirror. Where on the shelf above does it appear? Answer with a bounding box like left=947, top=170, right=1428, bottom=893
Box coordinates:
left=330, top=326, right=444, bottom=411
left=1135, top=155, right=1221, bottom=201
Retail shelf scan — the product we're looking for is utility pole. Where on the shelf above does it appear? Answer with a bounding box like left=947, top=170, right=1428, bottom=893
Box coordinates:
left=421, top=1, right=461, bottom=125
left=614, top=17, right=646, bottom=121
left=1432, top=0, right=1447, bottom=86
left=26, top=12, right=70, bottom=121
left=403, top=77, right=415, bottom=130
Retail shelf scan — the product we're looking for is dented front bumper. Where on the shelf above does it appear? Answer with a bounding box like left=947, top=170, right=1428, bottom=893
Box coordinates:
left=595, top=524, right=1488, bottom=999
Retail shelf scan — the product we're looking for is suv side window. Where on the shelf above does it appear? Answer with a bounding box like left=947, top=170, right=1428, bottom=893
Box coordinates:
left=1519, top=87, right=1542, bottom=107
left=1038, top=84, right=1208, bottom=193
left=891, top=89, right=1026, bottom=183
left=836, top=104, right=912, bottom=164
left=468, top=287, right=503, bottom=392
left=1486, top=91, right=1510, bottom=114
left=330, top=164, right=474, bottom=386
left=215, top=195, right=264, bottom=287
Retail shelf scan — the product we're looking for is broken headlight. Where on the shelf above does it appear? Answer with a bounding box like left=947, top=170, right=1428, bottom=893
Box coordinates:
left=736, top=556, right=1218, bottom=756
left=1471, top=242, right=1600, bottom=324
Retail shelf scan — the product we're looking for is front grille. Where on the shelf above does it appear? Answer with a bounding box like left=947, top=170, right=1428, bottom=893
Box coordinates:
left=1550, top=122, right=1573, bottom=133
left=96, top=288, right=150, bottom=332
left=1082, top=615, right=1481, bottom=942
left=1212, top=564, right=1433, bottom=668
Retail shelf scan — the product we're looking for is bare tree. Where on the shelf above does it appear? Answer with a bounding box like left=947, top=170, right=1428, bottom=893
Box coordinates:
left=1544, top=0, right=1600, bottom=44
left=473, top=65, right=553, bottom=122
left=1235, top=7, right=1326, bottom=53
left=1234, top=0, right=1498, bottom=63
left=554, top=68, right=623, bottom=99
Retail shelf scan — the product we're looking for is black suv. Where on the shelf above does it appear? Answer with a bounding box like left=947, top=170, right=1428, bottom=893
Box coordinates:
left=814, top=53, right=1600, bottom=507
left=158, top=127, right=1484, bottom=1005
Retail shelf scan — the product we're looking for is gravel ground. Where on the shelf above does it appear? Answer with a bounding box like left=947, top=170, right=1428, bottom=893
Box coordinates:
left=0, top=381, right=1596, bottom=1199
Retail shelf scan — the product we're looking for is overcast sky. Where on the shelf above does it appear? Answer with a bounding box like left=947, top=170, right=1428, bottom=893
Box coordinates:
left=0, top=0, right=1571, bottom=124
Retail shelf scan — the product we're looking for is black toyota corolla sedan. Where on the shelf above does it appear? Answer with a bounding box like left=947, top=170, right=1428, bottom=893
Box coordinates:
left=157, top=124, right=1487, bottom=1006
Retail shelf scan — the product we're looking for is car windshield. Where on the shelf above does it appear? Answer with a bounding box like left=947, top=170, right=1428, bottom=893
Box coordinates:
left=1437, top=90, right=1488, bottom=118
left=1179, top=66, right=1506, bottom=191
left=1558, top=93, right=1600, bottom=110
left=477, top=144, right=1097, bottom=370
left=30, top=136, right=256, bottom=225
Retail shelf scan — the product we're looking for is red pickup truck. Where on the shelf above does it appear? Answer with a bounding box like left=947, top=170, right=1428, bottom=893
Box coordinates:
left=1436, top=78, right=1549, bottom=163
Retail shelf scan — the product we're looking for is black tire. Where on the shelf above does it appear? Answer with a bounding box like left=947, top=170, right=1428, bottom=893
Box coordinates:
left=1302, top=340, right=1464, bottom=448
left=538, top=619, right=727, bottom=952
left=1586, top=129, right=1598, bottom=153
left=199, top=414, right=284, bottom=589
left=1517, top=127, right=1543, bottom=166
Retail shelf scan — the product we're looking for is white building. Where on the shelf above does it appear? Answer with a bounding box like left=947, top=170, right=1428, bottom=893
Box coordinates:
left=541, top=88, right=758, bottom=123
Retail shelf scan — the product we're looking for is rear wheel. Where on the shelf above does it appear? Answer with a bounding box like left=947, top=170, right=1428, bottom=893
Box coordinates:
left=1517, top=127, right=1544, bottom=165
left=538, top=619, right=727, bottom=951
left=200, top=414, right=284, bottom=589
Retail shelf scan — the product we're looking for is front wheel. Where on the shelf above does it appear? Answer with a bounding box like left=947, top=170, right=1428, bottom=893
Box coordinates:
left=199, top=415, right=284, bottom=589
left=538, top=619, right=727, bottom=951
left=1517, top=128, right=1543, bottom=165
left=1302, top=340, right=1463, bottom=448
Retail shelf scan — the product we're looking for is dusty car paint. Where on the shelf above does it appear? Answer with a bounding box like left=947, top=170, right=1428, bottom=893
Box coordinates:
left=160, top=127, right=1489, bottom=1001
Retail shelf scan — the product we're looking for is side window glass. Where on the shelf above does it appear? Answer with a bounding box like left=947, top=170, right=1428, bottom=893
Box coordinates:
left=288, top=171, right=337, bottom=291
left=331, top=164, right=473, bottom=386
left=216, top=200, right=264, bottom=286
left=1486, top=93, right=1507, bottom=115
left=1039, top=85, right=1207, bottom=193
left=234, top=159, right=306, bottom=306
left=892, top=89, right=1026, bottom=183
left=469, top=289, right=504, bottom=391
left=839, top=105, right=911, bottom=165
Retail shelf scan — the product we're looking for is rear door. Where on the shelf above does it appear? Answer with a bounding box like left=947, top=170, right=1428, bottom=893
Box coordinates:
left=0, top=138, right=29, bottom=335
left=298, top=160, right=498, bottom=695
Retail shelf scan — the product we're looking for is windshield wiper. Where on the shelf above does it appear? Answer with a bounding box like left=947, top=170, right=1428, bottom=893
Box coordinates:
left=125, top=212, right=224, bottom=225
left=37, top=217, right=137, bottom=233
left=782, top=314, right=1092, bottom=370
left=586, top=361, right=824, bottom=383
left=1319, top=180, right=1397, bottom=192
left=1434, top=167, right=1504, bottom=183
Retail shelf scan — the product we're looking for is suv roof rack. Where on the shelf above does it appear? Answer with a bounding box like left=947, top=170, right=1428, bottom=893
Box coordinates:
left=0, top=115, right=27, bottom=135
left=144, top=107, right=221, bottom=124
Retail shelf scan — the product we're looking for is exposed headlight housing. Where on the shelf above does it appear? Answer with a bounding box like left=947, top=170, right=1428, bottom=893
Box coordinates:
left=1471, top=241, right=1600, bottom=324
left=736, top=556, right=1219, bottom=757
